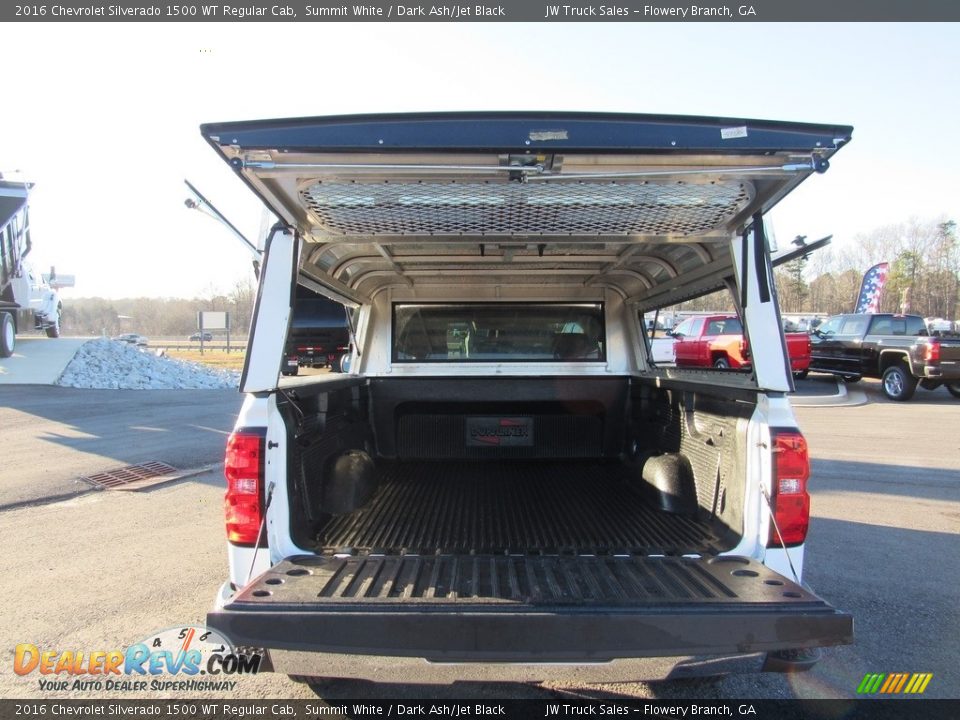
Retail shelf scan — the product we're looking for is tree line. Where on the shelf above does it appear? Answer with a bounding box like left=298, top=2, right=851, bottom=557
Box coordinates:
left=679, top=216, right=958, bottom=319
left=777, top=217, right=958, bottom=318
left=61, top=277, right=257, bottom=338
left=60, top=216, right=958, bottom=335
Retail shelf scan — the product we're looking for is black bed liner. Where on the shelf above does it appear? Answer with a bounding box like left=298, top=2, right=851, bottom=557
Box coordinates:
left=317, top=461, right=728, bottom=556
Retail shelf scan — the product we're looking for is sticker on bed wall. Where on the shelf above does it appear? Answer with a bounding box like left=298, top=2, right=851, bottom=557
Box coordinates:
left=721, top=126, right=749, bottom=139
left=466, top=417, right=534, bottom=447
left=529, top=130, right=569, bottom=141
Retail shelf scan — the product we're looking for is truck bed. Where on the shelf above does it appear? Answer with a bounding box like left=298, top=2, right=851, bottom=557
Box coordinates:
left=316, top=460, right=729, bottom=556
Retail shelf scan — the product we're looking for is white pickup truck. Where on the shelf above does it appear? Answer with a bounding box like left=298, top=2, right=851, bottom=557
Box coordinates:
left=204, top=112, right=853, bottom=683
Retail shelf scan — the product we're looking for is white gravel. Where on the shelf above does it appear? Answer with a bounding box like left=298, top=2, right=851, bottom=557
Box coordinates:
left=57, top=339, right=241, bottom=389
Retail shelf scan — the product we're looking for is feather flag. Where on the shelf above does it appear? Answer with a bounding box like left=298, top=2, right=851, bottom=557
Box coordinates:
left=854, top=262, right=890, bottom=313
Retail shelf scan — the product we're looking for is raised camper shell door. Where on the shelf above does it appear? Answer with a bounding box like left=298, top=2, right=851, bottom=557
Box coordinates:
left=201, top=113, right=852, bottom=306
left=241, top=227, right=297, bottom=394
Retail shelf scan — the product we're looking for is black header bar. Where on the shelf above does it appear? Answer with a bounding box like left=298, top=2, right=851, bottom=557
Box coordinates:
left=5, top=0, right=960, bottom=22
left=1, top=700, right=960, bottom=720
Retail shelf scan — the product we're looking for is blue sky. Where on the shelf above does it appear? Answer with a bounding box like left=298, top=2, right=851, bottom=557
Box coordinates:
left=2, top=22, right=957, bottom=298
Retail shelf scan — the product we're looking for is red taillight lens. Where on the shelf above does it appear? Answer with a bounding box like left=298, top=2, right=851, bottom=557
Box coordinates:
left=224, top=431, right=264, bottom=546
left=925, top=340, right=940, bottom=363
left=768, top=430, right=810, bottom=548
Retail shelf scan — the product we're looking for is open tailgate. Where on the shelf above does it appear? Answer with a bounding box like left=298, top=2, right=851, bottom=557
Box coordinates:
left=209, top=554, right=851, bottom=660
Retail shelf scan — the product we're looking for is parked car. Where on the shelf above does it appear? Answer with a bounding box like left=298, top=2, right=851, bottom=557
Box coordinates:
left=671, top=314, right=811, bottom=377
left=189, top=332, right=214, bottom=342
left=113, top=333, right=148, bottom=347
left=648, top=335, right=677, bottom=364
left=809, top=312, right=960, bottom=400
left=283, top=289, right=352, bottom=375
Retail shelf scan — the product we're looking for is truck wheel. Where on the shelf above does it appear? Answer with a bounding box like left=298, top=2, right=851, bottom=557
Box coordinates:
left=881, top=363, right=917, bottom=401
left=338, top=353, right=352, bottom=373
left=794, top=369, right=809, bottom=380
left=0, top=312, right=14, bottom=358
left=713, top=357, right=730, bottom=369
left=843, top=375, right=861, bottom=383
left=946, top=382, right=960, bottom=399
left=45, top=305, right=62, bottom=338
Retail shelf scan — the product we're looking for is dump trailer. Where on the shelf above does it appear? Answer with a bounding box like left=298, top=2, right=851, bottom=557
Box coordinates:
left=0, top=179, right=66, bottom=357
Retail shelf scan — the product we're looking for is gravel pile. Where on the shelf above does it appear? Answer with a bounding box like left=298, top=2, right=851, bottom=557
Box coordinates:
left=57, top=339, right=240, bottom=390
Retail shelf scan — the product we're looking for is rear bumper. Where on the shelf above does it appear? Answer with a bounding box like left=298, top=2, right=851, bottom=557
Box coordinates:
left=208, top=555, right=853, bottom=668
left=268, top=648, right=769, bottom=683
left=922, top=364, right=960, bottom=381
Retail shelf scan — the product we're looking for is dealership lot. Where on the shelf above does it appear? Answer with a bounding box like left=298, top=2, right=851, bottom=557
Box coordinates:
left=0, top=379, right=956, bottom=701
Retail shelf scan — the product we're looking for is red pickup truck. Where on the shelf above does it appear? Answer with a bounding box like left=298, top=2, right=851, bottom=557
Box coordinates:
left=672, top=315, right=811, bottom=376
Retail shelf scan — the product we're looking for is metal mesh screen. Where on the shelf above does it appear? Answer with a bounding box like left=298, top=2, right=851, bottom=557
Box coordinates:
left=300, top=180, right=752, bottom=237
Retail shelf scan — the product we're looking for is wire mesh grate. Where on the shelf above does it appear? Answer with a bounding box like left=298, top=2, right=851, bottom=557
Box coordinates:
left=300, top=180, right=752, bottom=237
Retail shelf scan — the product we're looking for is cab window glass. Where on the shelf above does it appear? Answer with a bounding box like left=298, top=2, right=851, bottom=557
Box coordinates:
left=905, top=316, right=927, bottom=336
left=840, top=317, right=868, bottom=335
left=672, top=318, right=695, bottom=337
left=817, top=317, right=842, bottom=336
left=869, top=317, right=894, bottom=335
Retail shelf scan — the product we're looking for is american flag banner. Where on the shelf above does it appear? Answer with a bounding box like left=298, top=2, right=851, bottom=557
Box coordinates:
left=854, top=262, right=890, bottom=313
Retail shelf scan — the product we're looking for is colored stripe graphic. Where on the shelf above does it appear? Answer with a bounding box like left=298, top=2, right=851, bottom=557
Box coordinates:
left=859, top=673, right=885, bottom=694
left=879, top=674, right=897, bottom=693
left=905, top=673, right=933, bottom=694
left=858, top=672, right=932, bottom=694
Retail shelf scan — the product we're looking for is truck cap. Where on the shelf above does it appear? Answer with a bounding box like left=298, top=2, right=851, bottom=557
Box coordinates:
left=202, top=112, right=852, bottom=306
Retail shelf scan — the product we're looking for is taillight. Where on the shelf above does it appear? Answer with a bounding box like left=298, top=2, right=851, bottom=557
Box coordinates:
left=740, top=337, right=750, bottom=359
left=224, top=430, right=265, bottom=546
left=925, top=340, right=940, bottom=363
left=767, top=430, right=810, bottom=548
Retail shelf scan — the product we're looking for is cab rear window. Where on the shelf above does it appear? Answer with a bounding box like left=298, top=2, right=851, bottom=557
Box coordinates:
left=392, top=303, right=605, bottom=363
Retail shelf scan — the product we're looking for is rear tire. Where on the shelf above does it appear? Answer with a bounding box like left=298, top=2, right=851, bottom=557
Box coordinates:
left=947, top=382, right=960, bottom=399
left=338, top=353, right=352, bottom=373
left=0, top=312, right=15, bottom=358
left=881, top=363, right=917, bottom=401
left=794, top=369, right=809, bottom=380
left=713, top=356, right=730, bottom=369
left=843, top=375, right=861, bottom=383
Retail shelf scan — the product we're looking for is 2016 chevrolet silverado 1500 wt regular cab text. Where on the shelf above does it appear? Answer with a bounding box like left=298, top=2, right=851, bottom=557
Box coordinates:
left=204, top=112, right=854, bottom=683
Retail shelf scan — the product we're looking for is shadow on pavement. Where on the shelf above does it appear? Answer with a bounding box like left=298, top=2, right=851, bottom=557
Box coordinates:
left=0, top=385, right=243, bottom=508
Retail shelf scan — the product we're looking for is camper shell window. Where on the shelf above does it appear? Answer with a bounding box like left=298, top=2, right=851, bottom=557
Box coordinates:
left=392, top=302, right=606, bottom=363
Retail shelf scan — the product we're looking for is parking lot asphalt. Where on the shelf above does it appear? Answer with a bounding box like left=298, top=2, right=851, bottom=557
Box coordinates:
left=0, top=385, right=243, bottom=509
left=0, top=337, right=90, bottom=385
left=0, top=381, right=956, bottom=701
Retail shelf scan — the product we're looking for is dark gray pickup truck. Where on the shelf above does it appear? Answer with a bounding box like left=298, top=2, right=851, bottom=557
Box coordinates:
left=809, top=313, right=960, bottom=401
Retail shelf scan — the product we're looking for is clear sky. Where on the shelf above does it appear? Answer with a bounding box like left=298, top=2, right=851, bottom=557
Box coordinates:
left=2, top=22, right=958, bottom=299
